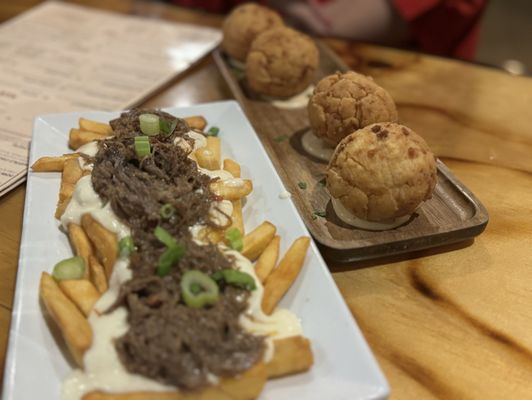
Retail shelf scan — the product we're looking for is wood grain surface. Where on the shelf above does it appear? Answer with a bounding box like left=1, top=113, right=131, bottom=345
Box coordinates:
left=1, top=1, right=532, bottom=399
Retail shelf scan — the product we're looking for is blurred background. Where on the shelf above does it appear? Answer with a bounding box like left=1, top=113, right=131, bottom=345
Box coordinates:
left=0, top=0, right=530, bottom=75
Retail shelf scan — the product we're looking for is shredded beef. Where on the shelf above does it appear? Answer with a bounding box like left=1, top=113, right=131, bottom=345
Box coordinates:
left=90, top=109, right=264, bottom=390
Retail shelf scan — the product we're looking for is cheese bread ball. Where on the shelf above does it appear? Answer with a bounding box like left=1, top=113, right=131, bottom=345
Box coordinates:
left=222, top=4, right=284, bottom=62
left=327, top=123, right=437, bottom=225
left=246, top=27, right=319, bottom=98
left=308, top=71, right=398, bottom=146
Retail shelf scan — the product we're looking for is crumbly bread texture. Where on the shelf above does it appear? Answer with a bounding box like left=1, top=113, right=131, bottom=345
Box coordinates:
left=308, top=71, right=398, bottom=146
left=222, top=4, right=284, bottom=62
left=246, top=27, right=319, bottom=98
left=327, top=123, right=437, bottom=222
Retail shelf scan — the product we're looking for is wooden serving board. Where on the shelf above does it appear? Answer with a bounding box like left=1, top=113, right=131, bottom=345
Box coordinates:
left=213, top=44, right=488, bottom=262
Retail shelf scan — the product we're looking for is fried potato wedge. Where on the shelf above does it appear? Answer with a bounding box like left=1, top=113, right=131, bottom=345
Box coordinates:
left=55, top=158, right=83, bottom=219
left=210, top=179, right=253, bottom=201
left=69, top=128, right=105, bottom=150
left=254, top=235, right=280, bottom=283
left=230, top=200, right=244, bottom=235
left=79, top=118, right=113, bottom=135
left=223, top=159, right=240, bottom=178
left=81, top=214, right=118, bottom=279
left=83, top=362, right=267, bottom=400
left=40, top=272, right=92, bottom=367
left=195, top=147, right=219, bottom=170
left=31, top=153, right=79, bottom=172
left=68, top=223, right=93, bottom=278
left=58, top=279, right=100, bottom=317
left=89, top=255, right=108, bottom=294
left=262, top=237, right=310, bottom=315
left=241, top=221, right=276, bottom=261
left=184, top=115, right=207, bottom=131
left=267, top=336, right=314, bottom=378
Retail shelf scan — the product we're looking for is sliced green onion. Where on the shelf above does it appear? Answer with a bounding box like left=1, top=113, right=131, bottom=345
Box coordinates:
left=157, top=244, right=185, bottom=276
left=118, top=236, right=135, bottom=258
left=212, top=269, right=256, bottom=291
left=181, top=270, right=219, bottom=308
left=207, top=126, right=220, bottom=137
left=134, top=136, right=151, bottom=158
left=154, top=226, right=177, bottom=248
left=139, top=113, right=160, bottom=136
left=298, top=181, right=307, bottom=190
left=52, top=256, right=85, bottom=281
left=273, top=134, right=288, bottom=143
left=159, top=203, right=175, bottom=219
left=160, top=118, right=178, bottom=136
left=314, top=210, right=326, bottom=218
left=224, top=227, right=243, bottom=251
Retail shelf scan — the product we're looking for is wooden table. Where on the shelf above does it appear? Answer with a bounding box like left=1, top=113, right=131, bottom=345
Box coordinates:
left=2, top=1, right=532, bottom=399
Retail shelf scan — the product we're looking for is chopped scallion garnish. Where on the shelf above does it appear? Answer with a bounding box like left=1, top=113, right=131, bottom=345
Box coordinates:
left=157, top=244, right=185, bottom=276
left=313, top=210, right=326, bottom=218
left=139, top=113, right=160, bottom=136
left=154, top=226, right=177, bottom=248
left=118, top=236, right=135, bottom=258
left=160, top=203, right=175, bottom=219
left=224, top=227, right=243, bottom=251
left=52, top=256, right=85, bottom=281
left=181, top=270, right=219, bottom=307
left=273, top=135, right=288, bottom=143
left=134, top=136, right=151, bottom=158
left=298, top=181, right=307, bottom=190
left=207, top=126, right=220, bottom=136
left=212, top=269, right=256, bottom=291
left=160, top=118, right=178, bottom=136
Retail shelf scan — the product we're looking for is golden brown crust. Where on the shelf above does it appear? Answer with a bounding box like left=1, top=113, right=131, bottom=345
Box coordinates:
left=308, top=71, right=398, bottom=146
left=326, top=123, right=437, bottom=222
left=222, top=4, right=283, bottom=62
left=246, top=27, right=319, bottom=98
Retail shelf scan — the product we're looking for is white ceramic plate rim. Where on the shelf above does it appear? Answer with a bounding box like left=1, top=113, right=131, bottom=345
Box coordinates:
left=2, top=100, right=389, bottom=400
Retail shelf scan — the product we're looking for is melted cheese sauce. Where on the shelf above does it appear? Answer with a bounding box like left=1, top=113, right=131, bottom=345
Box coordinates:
left=301, top=130, right=335, bottom=161
left=270, top=85, right=314, bottom=110
left=60, top=130, right=303, bottom=399
left=61, top=176, right=129, bottom=239
left=331, top=197, right=411, bottom=231
left=227, top=249, right=303, bottom=361
left=76, top=141, right=99, bottom=171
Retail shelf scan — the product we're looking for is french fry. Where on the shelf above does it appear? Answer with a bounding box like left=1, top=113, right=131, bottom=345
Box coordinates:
left=223, top=159, right=245, bottom=234
left=55, top=158, right=83, bottom=219
left=254, top=235, right=280, bottom=283
left=230, top=200, right=244, bottom=235
left=81, top=214, right=118, bottom=279
left=31, top=153, right=79, bottom=172
left=209, top=179, right=253, bottom=201
left=69, top=128, right=105, bottom=150
left=241, top=221, right=276, bottom=261
left=267, top=336, right=314, bottom=378
left=79, top=118, right=113, bottom=135
left=39, top=272, right=92, bottom=367
left=195, top=136, right=222, bottom=170
left=89, top=256, right=108, bottom=294
left=58, top=279, right=100, bottom=317
left=223, top=159, right=241, bottom=178
left=68, top=223, right=93, bottom=279
left=194, top=147, right=219, bottom=170
left=184, top=115, right=207, bottom=131
left=262, top=237, right=310, bottom=315
left=207, top=136, right=221, bottom=169
left=83, top=362, right=267, bottom=400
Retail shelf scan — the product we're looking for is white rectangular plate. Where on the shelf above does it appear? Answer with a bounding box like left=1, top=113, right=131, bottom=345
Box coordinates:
left=2, top=101, right=389, bottom=399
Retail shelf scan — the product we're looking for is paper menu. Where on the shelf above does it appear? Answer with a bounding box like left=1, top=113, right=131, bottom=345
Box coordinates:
left=0, top=1, right=222, bottom=196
